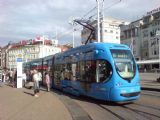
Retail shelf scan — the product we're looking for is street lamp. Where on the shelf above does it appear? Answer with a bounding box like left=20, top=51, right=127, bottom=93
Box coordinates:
left=69, top=17, right=75, bottom=48
left=72, top=25, right=75, bottom=48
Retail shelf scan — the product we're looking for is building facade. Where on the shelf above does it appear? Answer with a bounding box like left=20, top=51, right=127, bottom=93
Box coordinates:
left=142, top=10, right=160, bottom=60
left=81, top=17, right=126, bottom=44
left=120, top=20, right=142, bottom=60
left=120, top=7, right=160, bottom=70
left=8, top=39, right=61, bottom=69
left=1, top=44, right=12, bottom=69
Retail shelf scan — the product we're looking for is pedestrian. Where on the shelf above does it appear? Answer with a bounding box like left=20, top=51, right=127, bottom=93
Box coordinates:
left=9, top=70, right=13, bottom=84
left=33, top=70, right=40, bottom=97
left=22, top=71, right=27, bottom=87
left=37, top=72, right=42, bottom=86
left=2, top=71, right=4, bottom=82
left=45, top=72, right=50, bottom=92
left=13, top=70, right=17, bottom=88
left=2, top=70, right=6, bottom=83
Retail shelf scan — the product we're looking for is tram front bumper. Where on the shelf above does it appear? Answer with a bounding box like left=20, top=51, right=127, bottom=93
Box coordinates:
left=109, top=86, right=141, bottom=102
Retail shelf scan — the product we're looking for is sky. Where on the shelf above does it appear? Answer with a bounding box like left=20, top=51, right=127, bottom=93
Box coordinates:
left=0, top=0, right=160, bottom=47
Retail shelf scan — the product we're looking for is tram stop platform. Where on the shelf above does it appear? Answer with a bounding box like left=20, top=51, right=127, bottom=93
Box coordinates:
left=0, top=85, right=72, bottom=120
left=140, top=72, right=160, bottom=91
left=0, top=73, right=159, bottom=120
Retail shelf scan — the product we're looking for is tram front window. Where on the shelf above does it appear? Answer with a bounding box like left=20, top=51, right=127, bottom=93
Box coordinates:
left=110, top=49, right=136, bottom=80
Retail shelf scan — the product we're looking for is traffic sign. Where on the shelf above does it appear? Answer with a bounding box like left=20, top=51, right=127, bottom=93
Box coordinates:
left=16, top=58, right=23, bottom=62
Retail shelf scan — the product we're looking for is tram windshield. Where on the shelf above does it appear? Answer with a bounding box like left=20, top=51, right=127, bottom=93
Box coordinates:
left=110, top=49, right=136, bottom=80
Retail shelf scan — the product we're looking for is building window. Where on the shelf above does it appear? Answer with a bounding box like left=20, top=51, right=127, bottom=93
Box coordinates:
left=133, top=39, right=136, bottom=45
left=143, top=31, right=148, bottom=37
left=154, top=50, right=157, bottom=55
left=128, top=30, right=131, bottom=38
left=124, top=31, right=127, bottom=39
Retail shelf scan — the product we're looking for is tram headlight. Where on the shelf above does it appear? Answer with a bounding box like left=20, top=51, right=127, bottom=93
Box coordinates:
left=94, top=50, right=99, bottom=55
left=116, top=83, right=120, bottom=86
left=116, top=82, right=123, bottom=86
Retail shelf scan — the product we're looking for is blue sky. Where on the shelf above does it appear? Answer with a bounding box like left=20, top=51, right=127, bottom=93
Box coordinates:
left=0, top=0, right=159, bottom=47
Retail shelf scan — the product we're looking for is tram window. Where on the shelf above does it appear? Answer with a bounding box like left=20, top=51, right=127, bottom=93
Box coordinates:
left=78, top=61, right=96, bottom=83
left=75, top=62, right=81, bottom=80
left=98, top=60, right=112, bottom=82
left=86, top=61, right=96, bottom=83
left=54, top=64, right=61, bottom=85
left=71, top=63, right=76, bottom=81
left=79, top=61, right=85, bottom=81
left=63, top=63, right=72, bottom=80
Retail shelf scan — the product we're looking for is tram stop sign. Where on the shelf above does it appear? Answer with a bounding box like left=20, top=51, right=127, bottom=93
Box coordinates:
left=16, top=54, right=23, bottom=88
left=16, top=54, right=23, bottom=62
left=16, top=58, right=23, bottom=62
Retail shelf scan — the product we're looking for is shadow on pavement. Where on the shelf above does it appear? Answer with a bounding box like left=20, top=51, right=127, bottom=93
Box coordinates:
left=23, top=91, right=34, bottom=96
left=5, top=83, right=13, bottom=88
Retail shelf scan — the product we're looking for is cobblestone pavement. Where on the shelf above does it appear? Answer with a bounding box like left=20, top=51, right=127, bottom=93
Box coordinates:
left=0, top=72, right=159, bottom=120
left=0, top=85, right=72, bottom=120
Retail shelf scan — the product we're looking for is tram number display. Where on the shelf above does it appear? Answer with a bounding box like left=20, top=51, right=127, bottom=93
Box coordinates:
left=112, top=53, right=128, bottom=59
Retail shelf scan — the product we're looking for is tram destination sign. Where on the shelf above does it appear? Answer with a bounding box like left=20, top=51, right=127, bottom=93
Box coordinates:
left=112, top=53, right=128, bottom=59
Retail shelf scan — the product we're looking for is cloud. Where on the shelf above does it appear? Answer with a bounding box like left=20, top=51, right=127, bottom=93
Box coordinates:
left=0, top=0, right=159, bottom=46
left=104, top=0, right=160, bottom=21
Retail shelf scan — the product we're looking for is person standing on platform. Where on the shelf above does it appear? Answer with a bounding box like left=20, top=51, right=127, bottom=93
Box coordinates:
left=13, top=70, right=17, bottom=88
left=22, top=71, right=27, bottom=87
left=2, top=70, right=6, bottom=83
left=9, top=70, right=13, bottom=84
left=45, top=72, right=50, bottom=92
left=37, top=72, right=42, bottom=86
left=33, top=70, right=40, bottom=97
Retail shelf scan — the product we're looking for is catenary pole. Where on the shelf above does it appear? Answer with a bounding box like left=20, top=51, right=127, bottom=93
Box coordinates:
left=96, top=0, right=101, bottom=43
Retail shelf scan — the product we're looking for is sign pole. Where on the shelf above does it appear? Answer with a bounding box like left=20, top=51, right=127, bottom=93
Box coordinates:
left=16, top=54, right=23, bottom=88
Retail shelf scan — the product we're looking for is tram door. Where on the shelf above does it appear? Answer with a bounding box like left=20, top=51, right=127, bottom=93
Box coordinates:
left=82, top=60, right=112, bottom=92
left=81, top=61, right=96, bottom=92
left=53, top=64, right=61, bottom=88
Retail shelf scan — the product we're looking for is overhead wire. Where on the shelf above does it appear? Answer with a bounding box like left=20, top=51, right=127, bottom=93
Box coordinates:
left=55, top=4, right=99, bottom=39
left=82, top=6, right=97, bottom=20
left=55, top=26, right=82, bottom=39
left=89, top=0, right=122, bottom=20
left=55, top=0, right=122, bottom=40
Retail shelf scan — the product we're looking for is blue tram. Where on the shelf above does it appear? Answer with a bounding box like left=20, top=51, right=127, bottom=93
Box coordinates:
left=23, top=55, right=54, bottom=85
left=53, top=43, right=140, bottom=102
left=24, top=43, right=141, bottom=102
